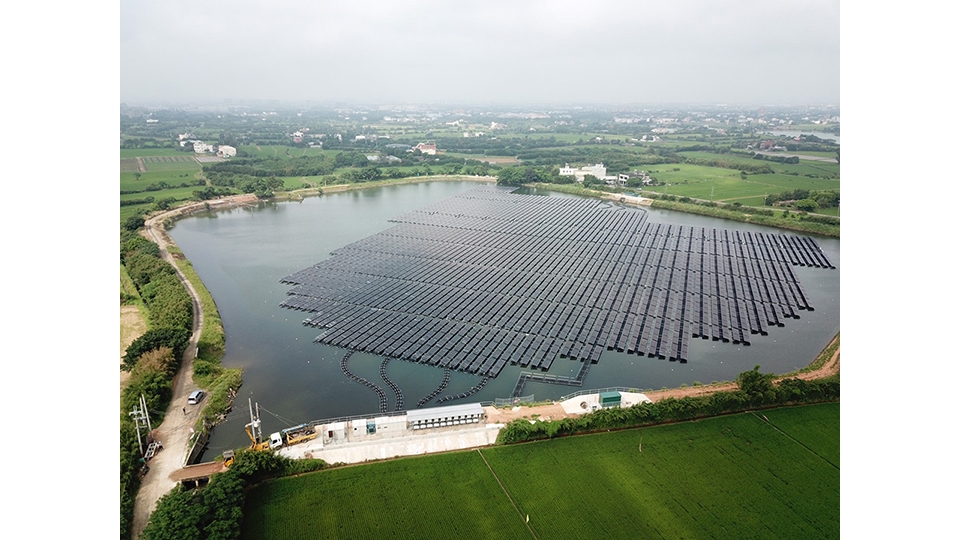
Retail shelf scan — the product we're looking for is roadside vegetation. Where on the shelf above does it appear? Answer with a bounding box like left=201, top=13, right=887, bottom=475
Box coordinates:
left=119, top=228, right=194, bottom=539
left=141, top=451, right=326, bottom=540
left=119, top=220, right=237, bottom=539
left=495, top=365, right=838, bottom=445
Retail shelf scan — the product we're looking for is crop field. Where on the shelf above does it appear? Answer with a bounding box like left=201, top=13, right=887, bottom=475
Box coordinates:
left=120, top=185, right=201, bottom=203
left=239, top=145, right=294, bottom=159
left=640, top=166, right=839, bottom=206
left=120, top=158, right=140, bottom=173
left=120, top=170, right=204, bottom=192
left=241, top=452, right=530, bottom=540
left=741, top=173, right=841, bottom=193
left=240, top=404, right=839, bottom=539
left=140, top=155, right=201, bottom=172
left=279, top=176, right=313, bottom=189
left=760, top=403, right=840, bottom=466
left=676, top=151, right=839, bottom=177
left=119, top=148, right=185, bottom=158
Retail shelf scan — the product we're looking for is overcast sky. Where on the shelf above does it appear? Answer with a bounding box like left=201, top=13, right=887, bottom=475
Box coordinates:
left=122, top=0, right=839, bottom=107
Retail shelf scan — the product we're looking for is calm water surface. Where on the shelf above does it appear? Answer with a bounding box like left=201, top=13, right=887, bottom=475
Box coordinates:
left=168, top=181, right=839, bottom=459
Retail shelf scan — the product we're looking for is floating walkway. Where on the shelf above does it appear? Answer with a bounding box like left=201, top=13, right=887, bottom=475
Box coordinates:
left=340, top=350, right=388, bottom=414
left=511, top=356, right=593, bottom=398
left=436, top=377, right=489, bottom=405
left=417, top=370, right=450, bottom=408
left=379, top=358, right=403, bottom=411
left=284, top=186, right=835, bottom=378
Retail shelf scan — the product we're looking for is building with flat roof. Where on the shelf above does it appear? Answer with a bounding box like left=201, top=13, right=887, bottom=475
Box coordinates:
left=407, top=403, right=485, bottom=430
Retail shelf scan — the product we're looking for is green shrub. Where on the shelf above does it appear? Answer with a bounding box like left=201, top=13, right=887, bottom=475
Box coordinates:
left=496, top=366, right=839, bottom=445
left=122, top=327, right=191, bottom=371
left=141, top=449, right=326, bottom=540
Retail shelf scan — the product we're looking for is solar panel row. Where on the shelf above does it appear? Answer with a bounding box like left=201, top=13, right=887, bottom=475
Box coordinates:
left=281, top=186, right=834, bottom=378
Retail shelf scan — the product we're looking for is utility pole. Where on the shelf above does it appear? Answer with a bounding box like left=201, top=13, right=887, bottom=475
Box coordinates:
left=128, top=394, right=150, bottom=456
left=248, top=398, right=262, bottom=445
left=141, top=394, right=153, bottom=436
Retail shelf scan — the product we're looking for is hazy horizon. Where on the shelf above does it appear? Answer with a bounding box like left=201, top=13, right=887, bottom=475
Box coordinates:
left=121, top=1, right=839, bottom=107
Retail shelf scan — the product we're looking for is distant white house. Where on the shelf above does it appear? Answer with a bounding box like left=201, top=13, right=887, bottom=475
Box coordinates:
left=580, top=163, right=607, bottom=179
left=413, top=142, right=437, bottom=155
left=559, top=163, right=614, bottom=183
left=192, top=141, right=214, bottom=153
left=217, top=145, right=236, bottom=158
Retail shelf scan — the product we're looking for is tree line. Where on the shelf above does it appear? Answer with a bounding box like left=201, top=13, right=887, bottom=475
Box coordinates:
left=765, top=189, right=840, bottom=211
left=120, top=232, right=196, bottom=538
left=496, top=366, right=839, bottom=445
left=140, top=450, right=326, bottom=540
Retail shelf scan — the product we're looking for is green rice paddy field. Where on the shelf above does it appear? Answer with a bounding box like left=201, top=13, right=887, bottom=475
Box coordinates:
left=241, top=403, right=839, bottom=540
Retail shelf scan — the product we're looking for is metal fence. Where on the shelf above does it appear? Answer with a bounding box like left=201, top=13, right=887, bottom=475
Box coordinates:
left=559, top=386, right=642, bottom=402
left=303, top=400, right=498, bottom=429
left=494, top=394, right=535, bottom=407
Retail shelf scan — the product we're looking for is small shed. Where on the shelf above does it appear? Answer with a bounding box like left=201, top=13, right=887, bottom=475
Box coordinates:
left=599, top=391, right=622, bottom=408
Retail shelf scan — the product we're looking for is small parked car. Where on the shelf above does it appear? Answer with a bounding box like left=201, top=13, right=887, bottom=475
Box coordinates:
left=187, top=390, right=205, bottom=405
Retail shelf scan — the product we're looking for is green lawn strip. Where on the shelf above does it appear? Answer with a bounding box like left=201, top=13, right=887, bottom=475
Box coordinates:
left=241, top=452, right=530, bottom=540
left=120, top=186, right=202, bottom=202
left=641, top=170, right=838, bottom=201
left=121, top=169, right=203, bottom=192
left=168, top=243, right=240, bottom=433
left=739, top=173, right=840, bottom=192
left=678, top=151, right=839, bottom=173
left=482, top=407, right=839, bottom=540
left=120, top=148, right=188, bottom=158
left=648, top=199, right=839, bottom=237
left=137, top=159, right=201, bottom=173
left=238, top=145, right=288, bottom=159
left=168, top=246, right=225, bottom=365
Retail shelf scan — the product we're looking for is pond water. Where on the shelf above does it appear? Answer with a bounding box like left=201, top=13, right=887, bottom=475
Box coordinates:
left=168, top=181, right=839, bottom=459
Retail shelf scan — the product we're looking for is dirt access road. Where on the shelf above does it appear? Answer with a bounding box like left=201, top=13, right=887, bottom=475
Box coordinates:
left=130, top=195, right=255, bottom=538
left=486, top=336, right=839, bottom=424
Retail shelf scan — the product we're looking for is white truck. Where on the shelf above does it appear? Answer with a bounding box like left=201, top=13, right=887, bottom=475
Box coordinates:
left=269, top=423, right=318, bottom=450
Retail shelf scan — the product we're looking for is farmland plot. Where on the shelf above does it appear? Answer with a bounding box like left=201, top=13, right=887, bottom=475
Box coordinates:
left=239, top=404, right=838, bottom=540
left=241, top=451, right=529, bottom=540
left=483, top=405, right=839, bottom=539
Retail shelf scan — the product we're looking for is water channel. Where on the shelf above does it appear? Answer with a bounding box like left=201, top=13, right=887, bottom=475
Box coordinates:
left=168, top=181, right=840, bottom=460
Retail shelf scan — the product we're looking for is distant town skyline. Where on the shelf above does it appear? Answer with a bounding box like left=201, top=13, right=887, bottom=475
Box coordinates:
left=121, top=1, right=839, bottom=107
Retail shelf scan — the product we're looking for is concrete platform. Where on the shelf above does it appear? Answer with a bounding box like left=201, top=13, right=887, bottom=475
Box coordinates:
left=277, top=424, right=504, bottom=464
left=559, top=392, right=651, bottom=414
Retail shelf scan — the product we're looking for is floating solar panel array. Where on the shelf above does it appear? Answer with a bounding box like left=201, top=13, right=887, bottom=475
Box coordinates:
left=280, top=186, right=834, bottom=379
